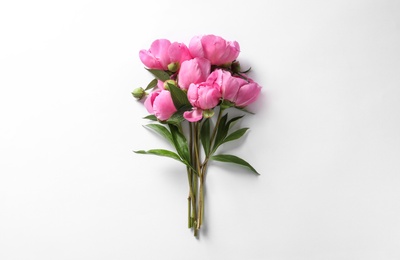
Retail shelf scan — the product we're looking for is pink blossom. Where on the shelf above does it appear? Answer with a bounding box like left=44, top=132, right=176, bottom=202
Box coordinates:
left=207, top=69, right=243, bottom=101
left=139, top=39, right=192, bottom=71
left=189, top=35, right=240, bottom=65
left=168, top=42, right=192, bottom=66
left=207, top=69, right=261, bottom=107
left=139, top=39, right=171, bottom=70
left=144, top=90, right=177, bottom=121
left=183, top=82, right=221, bottom=122
left=234, top=79, right=261, bottom=107
left=177, top=58, right=211, bottom=90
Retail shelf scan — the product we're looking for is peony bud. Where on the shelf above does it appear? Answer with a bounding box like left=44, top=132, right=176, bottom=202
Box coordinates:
left=202, top=109, right=215, bottom=118
left=163, top=79, right=177, bottom=90
left=132, top=87, right=146, bottom=100
left=167, top=62, right=180, bottom=72
left=139, top=39, right=172, bottom=70
left=231, top=61, right=241, bottom=73
left=144, top=90, right=177, bottom=121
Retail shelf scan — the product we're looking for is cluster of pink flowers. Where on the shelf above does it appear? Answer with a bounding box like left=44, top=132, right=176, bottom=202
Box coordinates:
left=133, top=34, right=262, bottom=237
left=136, top=34, right=261, bottom=122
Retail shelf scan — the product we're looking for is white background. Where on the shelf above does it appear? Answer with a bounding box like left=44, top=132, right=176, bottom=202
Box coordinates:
left=1, top=0, right=400, bottom=259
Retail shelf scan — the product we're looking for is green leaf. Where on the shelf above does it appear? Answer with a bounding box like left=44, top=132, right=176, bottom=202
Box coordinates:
left=168, top=83, right=191, bottom=109
left=211, top=154, right=259, bottom=175
left=145, top=124, right=173, bottom=145
left=145, top=78, right=158, bottom=91
left=169, top=124, right=190, bottom=163
left=222, top=128, right=249, bottom=144
left=134, top=149, right=183, bottom=162
left=226, top=115, right=244, bottom=129
left=241, top=66, right=252, bottom=73
left=200, top=118, right=211, bottom=156
left=145, top=68, right=171, bottom=81
left=158, top=107, right=191, bottom=125
left=143, top=115, right=157, bottom=121
left=166, top=110, right=186, bottom=125
left=234, top=107, right=255, bottom=114
left=134, top=149, right=197, bottom=174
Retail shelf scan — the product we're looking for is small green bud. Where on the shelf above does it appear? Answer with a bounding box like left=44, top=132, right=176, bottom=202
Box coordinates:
left=167, top=62, right=180, bottom=73
left=203, top=109, right=215, bottom=118
left=231, top=61, right=241, bottom=73
left=132, top=87, right=146, bottom=100
left=164, top=79, right=177, bottom=90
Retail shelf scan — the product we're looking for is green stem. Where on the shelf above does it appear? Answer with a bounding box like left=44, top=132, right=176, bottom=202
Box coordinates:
left=187, top=192, right=191, bottom=228
left=210, top=107, right=224, bottom=148
left=194, top=122, right=201, bottom=173
left=193, top=223, right=198, bottom=237
left=201, top=107, right=224, bottom=168
left=188, top=123, right=197, bottom=231
left=195, top=108, right=226, bottom=231
left=198, top=173, right=204, bottom=228
left=192, top=169, right=197, bottom=223
left=194, top=122, right=204, bottom=231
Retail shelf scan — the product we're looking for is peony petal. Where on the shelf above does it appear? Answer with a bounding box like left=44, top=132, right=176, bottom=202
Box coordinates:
left=183, top=109, right=203, bottom=122
left=149, top=39, right=171, bottom=70
left=178, top=58, right=211, bottom=90
left=152, top=90, right=177, bottom=121
left=188, top=35, right=204, bottom=58
left=189, top=35, right=240, bottom=65
left=197, top=83, right=221, bottom=109
left=223, top=76, right=246, bottom=102
left=186, top=83, right=199, bottom=106
left=139, top=39, right=171, bottom=70
left=201, top=35, right=226, bottom=65
left=235, top=81, right=261, bottom=107
left=169, top=42, right=192, bottom=64
left=144, top=90, right=160, bottom=114
left=139, top=50, right=163, bottom=70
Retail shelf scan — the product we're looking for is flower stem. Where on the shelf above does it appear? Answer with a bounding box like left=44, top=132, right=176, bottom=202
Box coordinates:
left=198, top=173, right=204, bottom=228
left=187, top=193, right=191, bottom=228
left=188, top=123, right=197, bottom=231
left=194, top=122, right=203, bottom=232
left=210, top=107, right=224, bottom=149
left=201, top=107, right=225, bottom=169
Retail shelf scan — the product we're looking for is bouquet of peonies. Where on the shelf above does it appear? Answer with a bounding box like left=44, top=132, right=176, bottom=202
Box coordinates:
left=132, top=34, right=262, bottom=237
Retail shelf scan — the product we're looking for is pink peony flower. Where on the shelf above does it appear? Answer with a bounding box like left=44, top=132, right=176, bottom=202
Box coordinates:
left=207, top=69, right=243, bottom=101
left=234, top=79, right=261, bottom=107
left=177, top=57, right=211, bottom=90
left=144, top=90, right=177, bottom=121
left=168, top=42, right=192, bottom=67
left=207, top=69, right=261, bottom=107
left=139, top=39, right=192, bottom=71
left=183, top=82, right=221, bottom=122
left=139, top=39, right=171, bottom=70
left=189, top=35, right=240, bottom=66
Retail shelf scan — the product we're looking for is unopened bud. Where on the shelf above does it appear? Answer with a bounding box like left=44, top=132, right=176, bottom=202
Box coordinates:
left=231, top=61, right=241, bottom=73
left=131, top=87, right=146, bottom=100
left=203, top=109, right=215, bottom=118
left=164, top=79, right=177, bottom=90
left=167, top=62, right=180, bottom=73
